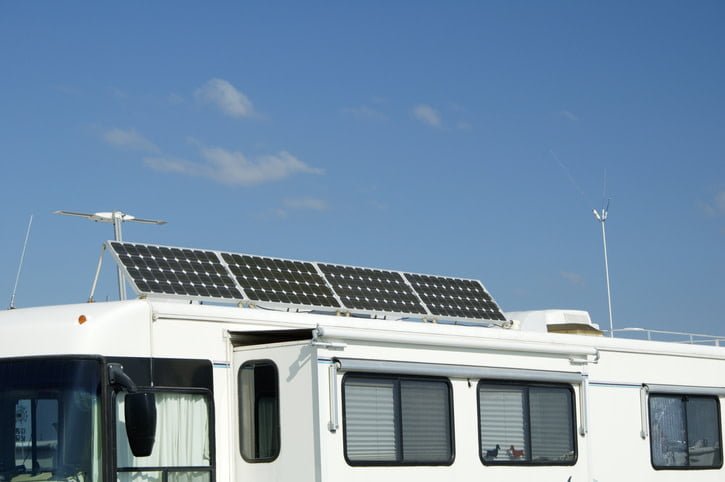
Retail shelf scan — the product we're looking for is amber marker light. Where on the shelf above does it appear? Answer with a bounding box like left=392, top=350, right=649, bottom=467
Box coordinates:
left=78, top=315, right=88, bottom=325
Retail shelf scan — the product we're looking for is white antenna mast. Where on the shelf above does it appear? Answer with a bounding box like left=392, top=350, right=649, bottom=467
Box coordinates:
left=54, top=210, right=167, bottom=301
left=9, top=215, right=34, bottom=309
left=592, top=200, right=614, bottom=337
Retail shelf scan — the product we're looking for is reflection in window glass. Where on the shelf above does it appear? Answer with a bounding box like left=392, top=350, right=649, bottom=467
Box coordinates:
left=1, top=359, right=102, bottom=482
left=479, top=382, right=575, bottom=465
left=650, top=394, right=722, bottom=469
left=14, top=399, right=58, bottom=472
left=239, top=361, right=280, bottom=462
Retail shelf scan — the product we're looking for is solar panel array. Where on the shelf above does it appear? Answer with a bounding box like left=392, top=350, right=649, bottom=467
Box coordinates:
left=108, top=241, right=506, bottom=323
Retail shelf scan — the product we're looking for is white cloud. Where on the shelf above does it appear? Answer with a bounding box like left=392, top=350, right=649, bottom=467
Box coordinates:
left=559, top=110, right=579, bottom=122
left=412, top=104, right=441, bottom=127
left=456, top=121, right=473, bottom=131
left=110, top=87, right=129, bottom=99
left=200, top=147, right=322, bottom=184
left=283, top=197, right=328, bottom=211
left=103, top=128, right=159, bottom=153
left=145, top=145, right=323, bottom=186
left=560, top=271, right=585, bottom=286
left=167, top=93, right=185, bottom=105
left=54, top=84, right=83, bottom=96
left=701, top=191, right=725, bottom=217
left=143, top=156, right=199, bottom=175
left=341, top=105, right=386, bottom=121
left=275, top=197, right=329, bottom=217
left=195, top=78, right=255, bottom=118
left=714, top=191, right=725, bottom=214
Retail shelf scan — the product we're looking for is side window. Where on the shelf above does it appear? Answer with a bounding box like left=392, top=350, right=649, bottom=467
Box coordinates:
left=238, top=360, right=280, bottom=462
left=478, top=382, right=576, bottom=465
left=649, top=394, right=723, bottom=469
left=116, top=391, right=211, bottom=482
left=342, top=374, right=453, bottom=465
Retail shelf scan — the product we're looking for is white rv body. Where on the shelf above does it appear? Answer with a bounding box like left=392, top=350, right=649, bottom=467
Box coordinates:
left=0, top=298, right=723, bottom=482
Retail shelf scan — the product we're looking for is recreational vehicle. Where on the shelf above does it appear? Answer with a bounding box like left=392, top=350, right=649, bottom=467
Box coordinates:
left=1, top=241, right=723, bottom=482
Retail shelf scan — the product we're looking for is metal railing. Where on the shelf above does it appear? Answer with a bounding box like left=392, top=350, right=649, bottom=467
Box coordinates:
left=610, top=327, right=724, bottom=346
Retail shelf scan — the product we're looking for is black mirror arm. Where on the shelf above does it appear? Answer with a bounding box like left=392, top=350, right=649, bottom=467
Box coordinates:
left=108, top=363, right=138, bottom=393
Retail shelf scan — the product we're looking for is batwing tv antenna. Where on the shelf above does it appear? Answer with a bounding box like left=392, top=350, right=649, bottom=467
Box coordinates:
left=54, top=210, right=167, bottom=301
left=592, top=200, right=614, bottom=337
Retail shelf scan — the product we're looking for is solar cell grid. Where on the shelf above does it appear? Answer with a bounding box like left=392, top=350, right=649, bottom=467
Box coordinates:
left=221, top=252, right=340, bottom=308
left=318, top=264, right=427, bottom=314
left=404, top=273, right=505, bottom=321
left=111, top=242, right=242, bottom=300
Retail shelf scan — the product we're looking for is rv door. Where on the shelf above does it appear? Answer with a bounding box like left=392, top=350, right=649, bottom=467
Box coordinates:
left=233, top=341, right=320, bottom=482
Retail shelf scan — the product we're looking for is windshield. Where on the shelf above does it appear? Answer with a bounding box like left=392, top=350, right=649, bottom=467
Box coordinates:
left=0, top=358, right=102, bottom=482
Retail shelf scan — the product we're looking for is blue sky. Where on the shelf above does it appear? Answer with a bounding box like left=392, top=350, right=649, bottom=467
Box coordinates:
left=1, top=2, right=723, bottom=336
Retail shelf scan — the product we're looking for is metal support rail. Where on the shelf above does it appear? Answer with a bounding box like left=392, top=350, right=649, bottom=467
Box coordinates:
left=612, top=327, right=725, bottom=346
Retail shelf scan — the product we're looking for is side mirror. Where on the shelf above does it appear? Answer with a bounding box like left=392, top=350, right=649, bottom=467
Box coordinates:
left=124, top=392, right=157, bottom=457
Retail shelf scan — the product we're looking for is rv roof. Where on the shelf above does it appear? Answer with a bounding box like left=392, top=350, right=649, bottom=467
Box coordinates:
left=107, top=241, right=507, bottom=326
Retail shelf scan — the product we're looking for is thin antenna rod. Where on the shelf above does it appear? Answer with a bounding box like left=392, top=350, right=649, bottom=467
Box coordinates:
left=9, top=215, right=33, bottom=309
left=593, top=203, right=614, bottom=337
left=112, top=212, right=126, bottom=300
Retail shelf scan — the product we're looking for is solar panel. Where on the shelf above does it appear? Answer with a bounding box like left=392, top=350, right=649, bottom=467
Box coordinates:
left=221, top=252, right=340, bottom=308
left=107, top=241, right=507, bottom=325
left=318, top=263, right=427, bottom=315
left=110, top=242, right=243, bottom=300
left=405, top=273, right=505, bottom=321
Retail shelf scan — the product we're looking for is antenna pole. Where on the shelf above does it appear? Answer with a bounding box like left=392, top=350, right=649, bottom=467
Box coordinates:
left=9, top=215, right=33, bottom=309
left=112, top=212, right=127, bottom=300
left=593, top=205, right=614, bottom=337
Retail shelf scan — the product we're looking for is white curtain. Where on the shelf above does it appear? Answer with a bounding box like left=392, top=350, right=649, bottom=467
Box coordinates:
left=116, top=392, right=210, bottom=482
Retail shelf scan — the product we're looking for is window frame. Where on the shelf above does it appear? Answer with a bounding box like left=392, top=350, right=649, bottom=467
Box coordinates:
left=341, top=372, right=455, bottom=467
left=477, top=380, right=578, bottom=467
left=648, top=393, right=723, bottom=471
left=237, top=359, right=281, bottom=464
